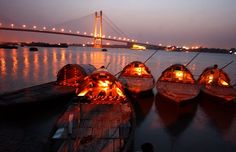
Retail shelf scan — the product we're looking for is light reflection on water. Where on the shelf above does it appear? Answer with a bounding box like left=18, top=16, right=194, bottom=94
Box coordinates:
left=0, top=47, right=236, bottom=152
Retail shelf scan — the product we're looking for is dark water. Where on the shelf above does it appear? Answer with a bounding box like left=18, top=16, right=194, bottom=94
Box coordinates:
left=0, top=47, right=236, bottom=152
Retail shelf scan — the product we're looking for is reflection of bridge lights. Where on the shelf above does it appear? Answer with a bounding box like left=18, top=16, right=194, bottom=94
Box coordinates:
left=22, top=25, right=26, bottom=28
left=43, top=27, right=46, bottom=30
left=52, top=28, right=56, bottom=31
left=61, top=29, right=64, bottom=32
left=82, top=44, right=86, bottom=47
left=33, top=26, right=37, bottom=29
left=11, top=24, right=14, bottom=28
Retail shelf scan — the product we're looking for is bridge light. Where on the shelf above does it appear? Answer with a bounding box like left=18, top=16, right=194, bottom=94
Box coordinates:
left=84, top=32, right=87, bottom=35
left=33, top=26, right=37, bottom=29
left=127, top=39, right=130, bottom=41
left=76, top=31, right=80, bottom=34
left=123, top=38, right=126, bottom=41
left=131, top=39, right=135, bottom=42
left=146, top=41, right=149, bottom=44
left=61, top=29, right=64, bottom=32
left=43, top=27, right=46, bottom=30
left=106, top=42, right=110, bottom=45
left=118, top=37, right=121, bottom=40
left=10, top=24, right=14, bottom=28
left=108, top=36, right=111, bottom=38
left=102, top=35, right=105, bottom=38
left=52, top=28, right=56, bottom=31
left=0, top=23, right=2, bottom=26
left=90, top=33, right=93, bottom=36
left=69, top=30, right=72, bottom=33
left=113, top=37, right=116, bottom=39
left=22, top=25, right=26, bottom=28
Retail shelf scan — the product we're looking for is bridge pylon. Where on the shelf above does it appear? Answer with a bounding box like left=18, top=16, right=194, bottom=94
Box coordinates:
left=93, top=11, right=103, bottom=48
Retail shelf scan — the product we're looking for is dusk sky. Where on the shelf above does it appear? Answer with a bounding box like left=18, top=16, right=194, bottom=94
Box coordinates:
left=0, top=0, right=236, bottom=48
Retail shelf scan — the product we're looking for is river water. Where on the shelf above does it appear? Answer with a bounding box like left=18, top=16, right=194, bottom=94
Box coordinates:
left=0, top=47, right=236, bottom=152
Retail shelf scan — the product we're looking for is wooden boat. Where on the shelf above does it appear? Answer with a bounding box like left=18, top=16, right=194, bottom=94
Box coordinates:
left=50, top=69, right=135, bottom=152
left=156, top=64, right=200, bottom=103
left=198, top=65, right=236, bottom=103
left=29, top=47, right=38, bottom=51
left=101, top=48, right=108, bottom=52
left=118, top=61, right=155, bottom=95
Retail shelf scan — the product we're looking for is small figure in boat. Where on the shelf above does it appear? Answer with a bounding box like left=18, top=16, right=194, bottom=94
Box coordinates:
left=208, top=64, right=220, bottom=85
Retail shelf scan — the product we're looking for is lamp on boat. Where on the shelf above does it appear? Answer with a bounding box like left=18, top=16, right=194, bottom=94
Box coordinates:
left=174, top=70, right=184, bottom=81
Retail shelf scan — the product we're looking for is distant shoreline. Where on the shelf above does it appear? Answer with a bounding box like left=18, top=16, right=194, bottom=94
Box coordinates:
left=0, top=42, right=235, bottom=54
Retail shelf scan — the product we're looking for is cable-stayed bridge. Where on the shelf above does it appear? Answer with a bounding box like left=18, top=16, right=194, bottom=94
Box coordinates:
left=0, top=11, right=161, bottom=49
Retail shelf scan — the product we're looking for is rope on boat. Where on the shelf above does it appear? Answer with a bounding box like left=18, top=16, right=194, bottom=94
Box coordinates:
left=143, top=50, right=159, bottom=64
left=185, top=52, right=201, bottom=67
left=220, top=60, right=234, bottom=70
left=105, top=62, right=111, bottom=69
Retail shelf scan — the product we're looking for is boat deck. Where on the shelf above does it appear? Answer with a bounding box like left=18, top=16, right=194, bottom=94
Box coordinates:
left=51, top=102, right=134, bottom=152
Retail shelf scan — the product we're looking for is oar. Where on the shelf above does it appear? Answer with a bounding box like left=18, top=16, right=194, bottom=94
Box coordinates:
left=115, top=50, right=159, bottom=77
left=220, top=60, right=234, bottom=70
left=185, top=52, right=201, bottom=67
left=143, top=50, right=159, bottom=64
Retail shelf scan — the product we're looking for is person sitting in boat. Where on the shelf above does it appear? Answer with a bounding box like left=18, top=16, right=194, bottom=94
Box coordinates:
left=208, top=64, right=220, bottom=85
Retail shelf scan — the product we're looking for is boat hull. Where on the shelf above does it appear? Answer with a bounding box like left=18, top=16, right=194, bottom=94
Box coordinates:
left=156, top=81, right=200, bottom=103
left=201, top=85, right=236, bottom=103
left=118, top=76, right=155, bottom=94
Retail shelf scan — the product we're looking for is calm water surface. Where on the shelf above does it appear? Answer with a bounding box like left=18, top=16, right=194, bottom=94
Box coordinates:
left=0, top=47, right=236, bottom=152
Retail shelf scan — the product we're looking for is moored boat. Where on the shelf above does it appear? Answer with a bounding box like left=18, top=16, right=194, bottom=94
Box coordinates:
left=50, top=69, right=135, bottom=152
left=198, top=65, right=236, bottom=103
left=156, top=64, right=200, bottom=103
left=29, top=47, right=38, bottom=51
left=118, top=61, right=155, bottom=95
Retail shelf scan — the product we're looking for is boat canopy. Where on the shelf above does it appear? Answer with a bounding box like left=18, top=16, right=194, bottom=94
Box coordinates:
left=158, top=64, right=195, bottom=84
left=57, top=64, right=96, bottom=87
left=76, top=70, right=127, bottom=104
left=198, top=66, right=230, bottom=87
left=119, top=61, right=153, bottom=78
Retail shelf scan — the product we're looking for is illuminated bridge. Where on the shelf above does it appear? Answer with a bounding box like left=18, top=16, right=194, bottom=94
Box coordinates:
left=0, top=11, right=162, bottom=49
